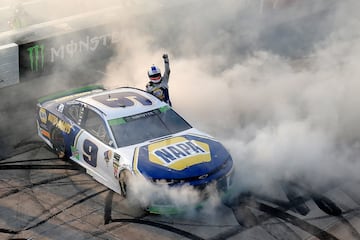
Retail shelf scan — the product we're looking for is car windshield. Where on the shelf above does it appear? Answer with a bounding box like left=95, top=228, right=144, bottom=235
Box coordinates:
left=108, top=106, right=192, bottom=147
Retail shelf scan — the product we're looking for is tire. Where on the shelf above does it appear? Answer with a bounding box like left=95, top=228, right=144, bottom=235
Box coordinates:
left=119, top=170, right=131, bottom=198
left=283, top=185, right=310, bottom=216
left=313, top=196, right=342, bottom=216
left=50, top=128, right=66, bottom=158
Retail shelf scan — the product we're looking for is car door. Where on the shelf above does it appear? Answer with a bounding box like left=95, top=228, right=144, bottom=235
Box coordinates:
left=73, top=106, right=118, bottom=191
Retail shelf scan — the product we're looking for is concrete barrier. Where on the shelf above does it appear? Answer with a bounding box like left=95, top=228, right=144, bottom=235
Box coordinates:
left=0, top=43, right=19, bottom=88
left=0, top=6, right=123, bottom=86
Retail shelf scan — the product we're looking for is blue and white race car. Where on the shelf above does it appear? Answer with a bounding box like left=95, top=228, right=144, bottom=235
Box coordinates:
left=36, top=86, right=233, bottom=210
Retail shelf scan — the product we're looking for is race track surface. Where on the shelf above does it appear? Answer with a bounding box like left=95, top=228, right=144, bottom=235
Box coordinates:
left=1, top=70, right=360, bottom=240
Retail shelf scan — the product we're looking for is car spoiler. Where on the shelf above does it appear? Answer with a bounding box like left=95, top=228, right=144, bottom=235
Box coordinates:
left=37, top=85, right=105, bottom=104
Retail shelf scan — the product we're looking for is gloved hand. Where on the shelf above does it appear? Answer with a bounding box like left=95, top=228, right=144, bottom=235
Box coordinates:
left=162, top=53, right=168, bottom=59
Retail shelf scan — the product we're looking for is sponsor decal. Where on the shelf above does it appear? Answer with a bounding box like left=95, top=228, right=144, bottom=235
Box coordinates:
left=113, top=162, right=119, bottom=177
left=39, top=108, right=47, bottom=124
left=27, top=44, right=45, bottom=72
left=26, top=31, right=120, bottom=73
left=148, top=137, right=211, bottom=171
left=152, top=88, right=165, bottom=100
left=40, top=129, right=50, bottom=139
left=48, top=113, right=72, bottom=134
left=104, top=150, right=113, bottom=166
left=71, top=146, right=80, bottom=160
left=50, top=31, right=120, bottom=62
left=113, top=153, right=120, bottom=177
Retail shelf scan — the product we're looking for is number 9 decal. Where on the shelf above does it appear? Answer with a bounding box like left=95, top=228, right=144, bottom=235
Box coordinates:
left=83, top=139, right=98, bottom=167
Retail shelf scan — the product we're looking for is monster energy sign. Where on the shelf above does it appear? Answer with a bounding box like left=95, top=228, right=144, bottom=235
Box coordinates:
left=27, top=44, right=45, bottom=72
left=19, top=25, right=120, bottom=77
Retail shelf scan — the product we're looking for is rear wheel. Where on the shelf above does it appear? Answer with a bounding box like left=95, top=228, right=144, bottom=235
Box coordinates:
left=51, top=128, right=66, bottom=158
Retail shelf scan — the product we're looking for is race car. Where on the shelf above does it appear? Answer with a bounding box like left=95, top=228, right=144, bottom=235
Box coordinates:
left=36, top=86, right=234, bottom=209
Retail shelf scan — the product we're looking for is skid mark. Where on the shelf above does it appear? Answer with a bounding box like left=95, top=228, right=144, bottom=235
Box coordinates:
left=0, top=172, right=81, bottom=199
left=24, top=188, right=108, bottom=231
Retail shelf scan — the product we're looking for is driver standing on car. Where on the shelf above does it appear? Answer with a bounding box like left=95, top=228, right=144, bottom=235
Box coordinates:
left=146, top=54, right=172, bottom=106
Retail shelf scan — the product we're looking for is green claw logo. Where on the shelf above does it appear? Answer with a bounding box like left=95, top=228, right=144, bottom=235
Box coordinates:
left=27, top=44, right=45, bottom=72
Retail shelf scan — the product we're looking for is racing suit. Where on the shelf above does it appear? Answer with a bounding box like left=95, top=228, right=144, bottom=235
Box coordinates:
left=146, top=55, right=172, bottom=106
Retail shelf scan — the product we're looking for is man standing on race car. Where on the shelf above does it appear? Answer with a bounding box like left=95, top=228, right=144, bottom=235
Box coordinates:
left=146, top=54, right=172, bottom=106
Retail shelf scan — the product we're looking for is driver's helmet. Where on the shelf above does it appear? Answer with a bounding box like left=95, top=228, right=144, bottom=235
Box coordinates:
left=148, top=65, right=162, bottom=83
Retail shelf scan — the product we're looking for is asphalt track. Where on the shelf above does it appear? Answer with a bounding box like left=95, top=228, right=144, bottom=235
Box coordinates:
left=1, top=68, right=360, bottom=239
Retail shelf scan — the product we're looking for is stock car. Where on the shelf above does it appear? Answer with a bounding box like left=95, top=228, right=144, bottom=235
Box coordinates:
left=36, top=86, right=234, bottom=211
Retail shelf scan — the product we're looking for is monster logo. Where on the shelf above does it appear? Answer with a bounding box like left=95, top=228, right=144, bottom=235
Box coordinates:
left=27, top=44, right=45, bottom=72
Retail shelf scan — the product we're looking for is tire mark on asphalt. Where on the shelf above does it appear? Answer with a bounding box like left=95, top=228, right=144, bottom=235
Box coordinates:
left=24, top=188, right=108, bottom=231
left=335, top=187, right=360, bottom=240
left=102, top=190, right=142, bottom=225
left=13, top=140, right=44, bottom=149
left=111, top=218, right=205, bottom=240
left=290, top=183, right=360, bottom=238
left=61, top=163, right=129, bottom=237
left=0, top=146, right=50, bottom=238
left=0, top=172, right=82, bottom=199
left=29, top=187, right=111, bottom=239
left=24, top=154, right=111, bottom=239
left=262, top=219, right=302, bottom=240
left=0, top=164, right=82, bottom=170
left=337, top=216, right=360, bottom=240
left=104, top=190, right=114, bottom=224
left=0, top=157, right=66, bottom=164
left=255, top=201, right=340, bottom=240
left=103, top=190, right=203, bottom=240
left=0, top=228, right=18, bottom=234
left=341, top=183, right=360, bottom=205
left=218, top=193, right=341, bottom=240
left=57, top=191, right=116, bottom=238
left=207, top=225, right=242, bottom=240
left=214, top=199, right=301, bottom=240
left=0, top=177, right=108, bottom=235
left=16, top=146, right=123, bottom=238
left=0, top=142, right=44, bottom=161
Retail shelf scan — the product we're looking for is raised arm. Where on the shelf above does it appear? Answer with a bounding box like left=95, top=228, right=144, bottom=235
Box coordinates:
left=162, top=54, right=170, bottom=83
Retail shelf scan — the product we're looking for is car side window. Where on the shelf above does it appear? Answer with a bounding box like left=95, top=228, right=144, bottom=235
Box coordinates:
left=64, top=103, right=84, bottom=125
left=83, top=109, right=111, bottom=145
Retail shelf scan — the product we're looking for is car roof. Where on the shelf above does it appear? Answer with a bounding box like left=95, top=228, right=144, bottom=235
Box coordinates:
left=76, top=87, right=167, bottom=120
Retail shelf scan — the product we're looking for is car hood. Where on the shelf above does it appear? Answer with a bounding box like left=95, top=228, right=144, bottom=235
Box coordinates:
left=132, top=134, right=231, bottom=180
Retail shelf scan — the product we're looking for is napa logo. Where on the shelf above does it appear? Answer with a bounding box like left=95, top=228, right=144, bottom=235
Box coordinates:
left=148, top=137, right=211, bottom=170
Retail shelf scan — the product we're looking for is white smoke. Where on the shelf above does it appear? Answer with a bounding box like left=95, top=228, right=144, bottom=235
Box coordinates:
left=4, top=0, right=359, bottom=209
left=102, top=0, right=360, bottom=198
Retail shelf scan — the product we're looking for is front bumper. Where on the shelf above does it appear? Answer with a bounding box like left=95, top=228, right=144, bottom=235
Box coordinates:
left=146, top=166, right=235, bottom=215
